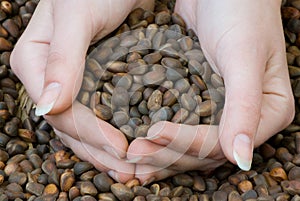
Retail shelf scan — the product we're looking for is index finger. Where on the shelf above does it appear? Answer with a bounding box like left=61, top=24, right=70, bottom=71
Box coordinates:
left=10, top=0, right=53, bottom=101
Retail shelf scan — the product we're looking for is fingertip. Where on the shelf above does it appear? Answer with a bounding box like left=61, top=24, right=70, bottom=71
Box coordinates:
left=97, top=119, right=129, bottom=153
left=147, top=121, right=166, bottom=135
left=146, top=121, right=173, bottom=145
left=127, top=138, right=149, bottom=156
left=35, top=82, right=62, bottom=116
left=108, top=169, right=135, bottom=183
left=232, top=133, right=253, bottom=171
left=147, top=121, right=176, bottom=138
left=107, top=170, right=120, bottom=182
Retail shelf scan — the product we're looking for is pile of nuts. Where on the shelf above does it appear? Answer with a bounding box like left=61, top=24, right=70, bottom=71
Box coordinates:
left=78, top=4, right=224, bottom=141
left=0, top=0, right=299, bottom=200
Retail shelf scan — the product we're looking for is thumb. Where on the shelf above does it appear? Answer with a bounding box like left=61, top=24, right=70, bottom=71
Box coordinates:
left=212, top=45, right=266, bottom=171
left=35, top=3, right=93, bottom=116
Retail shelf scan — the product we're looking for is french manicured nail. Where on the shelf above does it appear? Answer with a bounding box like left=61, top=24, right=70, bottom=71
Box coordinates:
left=146, top=136, right=170, bottom=145
left=233, top=134, right=253, bottom=171
left=108, top=170, right=119, bottom=182
left=126, top=157, right=143, bottom=163
left=35, top=82, right=62, bottom=116
left=103, top=145, right=121, bottom=159
left=142, top=177, right=155, bottom=186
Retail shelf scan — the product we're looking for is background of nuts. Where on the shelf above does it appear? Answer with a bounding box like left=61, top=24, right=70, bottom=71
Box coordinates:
left=0, top=0, right=299, bottom=200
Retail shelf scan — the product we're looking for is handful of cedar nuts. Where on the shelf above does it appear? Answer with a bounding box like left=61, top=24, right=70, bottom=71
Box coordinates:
left=77, top=5, right=225, bottom=142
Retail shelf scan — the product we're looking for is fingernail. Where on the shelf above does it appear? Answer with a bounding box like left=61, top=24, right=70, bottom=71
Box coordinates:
left=142, top=177, right=155, bottom=186
left=35, top=82, right=62, bottom=116
left=103, top=146, right=121, bottom=159
left=108, top=170, right=119, bottom=182
left=145, top=135, right=160, bottom=140
left=126, top=157, right=143, bottom=163
left=146, top=136, right=170, bottom=145
left=233, top=134, right=253, bottom=171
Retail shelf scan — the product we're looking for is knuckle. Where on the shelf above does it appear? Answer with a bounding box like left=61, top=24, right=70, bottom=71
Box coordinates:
left=282, top=93, right=295, bottom=127
left=9, top=46, right=21, bottom=76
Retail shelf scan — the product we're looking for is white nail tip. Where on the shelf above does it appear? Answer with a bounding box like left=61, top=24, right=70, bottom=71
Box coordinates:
left=142, top=177, right=155, bottom=186
left=35, top=101, right=55, bottom=116
left=233, top=150, right=251, bottom=171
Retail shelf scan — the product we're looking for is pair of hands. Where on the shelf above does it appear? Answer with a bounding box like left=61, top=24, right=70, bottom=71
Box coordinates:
left=11, top=0, right=294, bottom=184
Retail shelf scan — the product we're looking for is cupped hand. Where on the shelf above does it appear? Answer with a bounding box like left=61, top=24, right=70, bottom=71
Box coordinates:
left=127, top=122, right=227, bottom=185
left=10, top=0, right=154, bottom=182
left=128, top=0, right=295, bottom=183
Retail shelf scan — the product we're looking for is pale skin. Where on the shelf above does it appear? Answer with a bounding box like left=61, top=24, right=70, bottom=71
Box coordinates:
left=11, top=0, right=295, bottom=184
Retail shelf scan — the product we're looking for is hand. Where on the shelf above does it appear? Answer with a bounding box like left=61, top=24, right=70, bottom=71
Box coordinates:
left=128, top=0, right=295, bottom=183
left=127, top=122, right=227, bottom=185
left=10, top=0, right=154, bottom=182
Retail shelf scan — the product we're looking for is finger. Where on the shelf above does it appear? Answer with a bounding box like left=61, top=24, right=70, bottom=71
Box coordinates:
left=255, top=52, right=295, bottom=146
left=45, top=101, right=128, bottom=159
left=10, top=0, right=54, bottom=102
left=34, top=1, right=95, bottom=116
left=216, top=40, right=267, bottom=171
left=135, top=165, right=178, bottom=186
left=146, top=121, right=223, bottom=159
left=54, top=129, right=110, bottom=172
left=54, top=129, right=134, bottom=183
left=174, top=0, right=197, bottom=30
left=127, top=138, right=226, bottom=172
